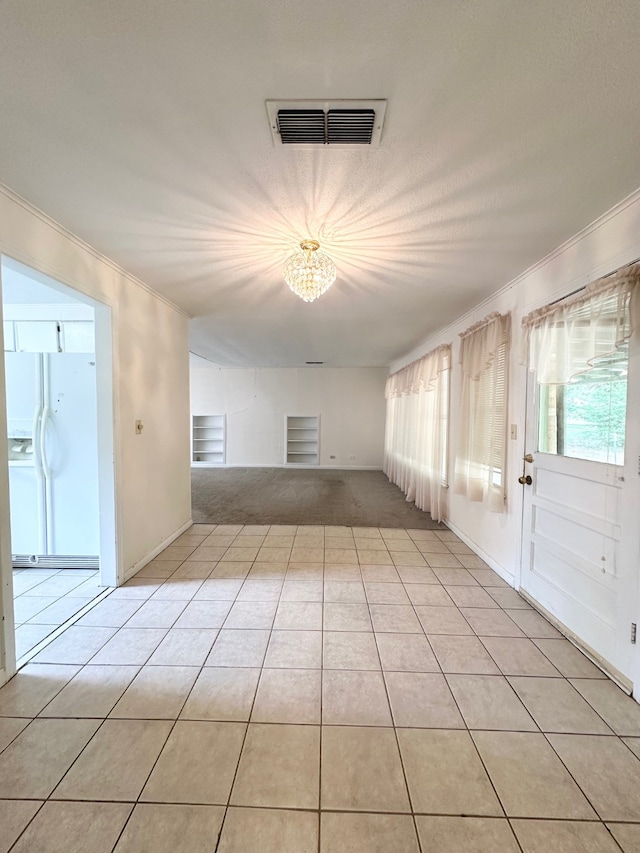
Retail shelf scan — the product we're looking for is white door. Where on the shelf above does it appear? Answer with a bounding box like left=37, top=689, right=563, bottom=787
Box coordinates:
left=43, top=353, right=100, bottom=556
left=520, top=357, right=638, bottom=684
left=5, top=352, right=46, bottom=555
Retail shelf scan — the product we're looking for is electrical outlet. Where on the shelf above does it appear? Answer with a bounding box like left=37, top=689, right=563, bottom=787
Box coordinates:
left=135, top=420, right=144, bottom=434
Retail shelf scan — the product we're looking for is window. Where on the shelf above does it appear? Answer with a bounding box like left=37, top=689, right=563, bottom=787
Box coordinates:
left=523, top=259, right=639, bottom=466
left=454, top=313, right=511, bottom=512
left=384, top=344, right=451, bottom=522
left=538, top=347, right=627, bottom=464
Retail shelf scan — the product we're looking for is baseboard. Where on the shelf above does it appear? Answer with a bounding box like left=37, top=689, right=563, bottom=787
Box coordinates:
left=443, top=519, right=516, bottom=588
left=124, top=518, right=193, bottom=582
left=442, top=520, right=634, bottom=694
left=191, top=464, right=383, bottom=471
left=518, top=590, right=633, bottom=695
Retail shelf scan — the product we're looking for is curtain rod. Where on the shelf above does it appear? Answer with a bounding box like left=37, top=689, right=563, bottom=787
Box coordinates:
left=547, top=256, right=640, bottom=307
left=388, top=342, right=450, bottom=377
left=458, top=311, right=505, bottom=340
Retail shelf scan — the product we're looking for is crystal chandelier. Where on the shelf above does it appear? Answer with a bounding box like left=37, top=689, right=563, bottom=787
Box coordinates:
left=283, top=240, right=336, bottom=302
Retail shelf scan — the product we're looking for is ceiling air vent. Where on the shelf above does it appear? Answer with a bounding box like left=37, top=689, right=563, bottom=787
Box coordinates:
left=266, top=100, right=386, bottom=149
left=328, top=109, right=375, bottom=144
left=277, top=109, right=326, bottom=144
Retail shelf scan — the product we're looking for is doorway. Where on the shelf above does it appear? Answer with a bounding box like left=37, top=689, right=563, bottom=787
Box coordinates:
left=0, top=257, right=116, bottom=669
left=520, top=337, right=640, bottom=689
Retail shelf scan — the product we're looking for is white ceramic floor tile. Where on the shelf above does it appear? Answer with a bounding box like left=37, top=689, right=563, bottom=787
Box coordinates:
left=230, top=723, right=320, bottom=809
left=39, top=665, right=140, bottom=718
left=147, top=628, right=218, bottom=666
left=141, top=720, right=246, bottom=804
left=181, top=667, right=260, bottom=721
left=52, top=719, right=172, bottom=801
left=31, top=626, right=118, bottom=665
left=0, top=716, right=30, bottom=751
left=89, top=628, right=168, bottom=665
left=109, top=665, right=199, bottom=719
left=113, top=804, right=225, bottom=853
left=0, top=718, right=100, bottom=798
left=219, top=807, right=318, bottom=853
left=321, top=726, right=410, bottom=812
left=9, top=801, right=132, bottom=853
left=0, top=664, right=80, bottom=716
left=251, top=668, right=321, bottom=723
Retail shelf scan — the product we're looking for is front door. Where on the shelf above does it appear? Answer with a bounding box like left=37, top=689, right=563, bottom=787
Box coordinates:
left=519, top=348, right=639, bottom=686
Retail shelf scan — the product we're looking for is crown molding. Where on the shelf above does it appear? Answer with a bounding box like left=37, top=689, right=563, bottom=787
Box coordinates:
left=0, top=182, right=191, bottom=319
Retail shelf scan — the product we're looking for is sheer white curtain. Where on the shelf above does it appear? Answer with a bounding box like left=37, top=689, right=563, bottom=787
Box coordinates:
left=384, top=344, right=450, bottom=522
left=522, top=261, right=640, bottom=383
left=454, top=312, right=511, bottom=513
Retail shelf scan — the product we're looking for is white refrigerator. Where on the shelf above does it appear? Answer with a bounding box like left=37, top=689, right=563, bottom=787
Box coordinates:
left=5, top=351, right=100, bottom=568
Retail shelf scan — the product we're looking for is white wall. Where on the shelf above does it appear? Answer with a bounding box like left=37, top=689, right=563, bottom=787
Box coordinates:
left=391, top=188, right=640, bottom=588
left=0, top=185, right=192, bottom=683
left=190, top=361, right=388, bottom=469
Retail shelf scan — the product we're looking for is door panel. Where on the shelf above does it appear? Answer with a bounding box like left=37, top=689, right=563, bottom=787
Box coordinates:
left=5, top=353, right=45, bottom=554
left=7, top=466, right=41, bottom=555
left=526, top=541, right=617, bottom=663
left=5, top=352, right=39, bottom=429
left=535, top=465, right=620, bottom=525
left=44, top=353, right=99, bottom=555
left=520, top=374, right=628, bottom=679
left=534, top=504, right=618, bottom=569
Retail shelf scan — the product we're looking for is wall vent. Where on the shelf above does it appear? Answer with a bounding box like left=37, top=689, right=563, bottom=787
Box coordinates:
left=266, top=100, right=386, bottom=148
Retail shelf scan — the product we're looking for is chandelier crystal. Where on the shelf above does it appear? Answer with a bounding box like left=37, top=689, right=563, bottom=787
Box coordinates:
left=283, top=239, right=336, bottom=302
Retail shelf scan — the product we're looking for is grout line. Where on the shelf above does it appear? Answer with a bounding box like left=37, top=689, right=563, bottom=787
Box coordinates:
left=602, top=822, right=633, bottom=853
left=107, top=720, right=177, bottom=853
left=0, top=717, right=35, bottom=756
left=372, top=611, right=425, bottom=852
left=442, top=665, right=524, bottom=853
left=213, top=616, right=277, bottom=849
left=99, top=803, right=136, bottom=853
left=0, top=795, right=635, bottom=819
left=536, top=727, right=616, bottom=828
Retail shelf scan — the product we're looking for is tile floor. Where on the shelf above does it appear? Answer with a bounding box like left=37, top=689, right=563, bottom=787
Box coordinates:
left=1, top=523, right=640, bottom=852
left=12, top=568, right=106, bottom=660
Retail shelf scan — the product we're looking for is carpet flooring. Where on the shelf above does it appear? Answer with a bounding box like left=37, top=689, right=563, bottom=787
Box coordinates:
left=191, top=468, right=444, bottom=529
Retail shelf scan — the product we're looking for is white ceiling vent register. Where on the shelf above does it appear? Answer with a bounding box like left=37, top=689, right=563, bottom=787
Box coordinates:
left=266, top=100, right=387, bottom=149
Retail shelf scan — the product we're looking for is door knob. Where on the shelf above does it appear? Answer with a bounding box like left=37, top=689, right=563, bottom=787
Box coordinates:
left=518, top=475, right=532, bottom=485
left=523, top=454, right=534, bottom=464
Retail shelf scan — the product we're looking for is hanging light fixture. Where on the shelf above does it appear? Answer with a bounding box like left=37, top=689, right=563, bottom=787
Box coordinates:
left=283, top=239, right=336, bottom=302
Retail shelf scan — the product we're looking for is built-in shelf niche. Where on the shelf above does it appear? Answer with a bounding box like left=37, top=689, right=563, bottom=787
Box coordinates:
left=286, top=415, right=319, bottom=465
left=192, top=414, right=226, bottom=465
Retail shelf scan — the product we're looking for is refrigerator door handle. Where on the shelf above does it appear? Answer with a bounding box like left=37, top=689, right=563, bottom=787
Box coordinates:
left=40, top=402, right=54, bottom=553
left=40, top=404, right=52, bottom=480
left=33, top=352, right=48, bottom=554
left=32, top=403, right=44, bottom=479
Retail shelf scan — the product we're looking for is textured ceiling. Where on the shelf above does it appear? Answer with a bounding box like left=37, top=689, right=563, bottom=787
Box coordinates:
left=1, top=1, right=639, bottom=366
